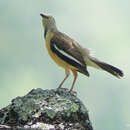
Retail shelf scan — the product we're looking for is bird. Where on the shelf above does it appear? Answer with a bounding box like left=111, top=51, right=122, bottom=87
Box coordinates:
left=40, top=13, right=124, bottom=92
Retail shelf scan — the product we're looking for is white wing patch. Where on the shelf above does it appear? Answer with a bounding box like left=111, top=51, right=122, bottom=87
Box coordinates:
left=54, top=44, right=82, bottom=65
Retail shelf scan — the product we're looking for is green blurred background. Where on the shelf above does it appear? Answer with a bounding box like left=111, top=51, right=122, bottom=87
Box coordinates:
left=0, top=0, right=129, bottom=130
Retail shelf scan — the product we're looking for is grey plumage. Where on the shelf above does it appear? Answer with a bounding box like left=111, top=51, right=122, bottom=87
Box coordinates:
left=40, top=13, right=124, bottom=92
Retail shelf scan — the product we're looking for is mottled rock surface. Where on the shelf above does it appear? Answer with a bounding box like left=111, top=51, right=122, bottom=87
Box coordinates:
left=0, top=88, right=93, bottom=130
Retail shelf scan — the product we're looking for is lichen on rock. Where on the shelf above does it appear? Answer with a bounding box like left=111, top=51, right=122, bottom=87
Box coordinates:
left=0, top=88, right=93, bottom=130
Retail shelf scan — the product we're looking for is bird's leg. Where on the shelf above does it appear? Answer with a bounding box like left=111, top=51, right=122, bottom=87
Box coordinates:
left=58, top=69, right=70, bottom=89
left=58, top=75, right=68, bottom=89
left=70, top=70, right=77, bottom=92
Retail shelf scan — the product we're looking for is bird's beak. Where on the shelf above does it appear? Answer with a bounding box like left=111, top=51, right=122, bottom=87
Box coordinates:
left=40, top=13, right=49, bottom=19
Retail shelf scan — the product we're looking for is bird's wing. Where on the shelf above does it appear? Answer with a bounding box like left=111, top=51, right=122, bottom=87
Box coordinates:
left=50, top=32, right=86, bottom=66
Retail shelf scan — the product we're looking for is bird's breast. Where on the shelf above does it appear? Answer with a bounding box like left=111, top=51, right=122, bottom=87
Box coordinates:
left=45, top=32, right=76, bottom=70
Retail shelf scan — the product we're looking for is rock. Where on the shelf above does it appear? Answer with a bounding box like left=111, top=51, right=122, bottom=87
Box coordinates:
left=0, top=88, right=93, bottom=130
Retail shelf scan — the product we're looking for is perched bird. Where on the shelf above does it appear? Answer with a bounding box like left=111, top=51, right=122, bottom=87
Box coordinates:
left=40, top=13, right=124, bottom=92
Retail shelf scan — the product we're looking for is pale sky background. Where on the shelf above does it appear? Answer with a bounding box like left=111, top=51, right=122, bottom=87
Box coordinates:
left=0, top=0, right=130, bottom=130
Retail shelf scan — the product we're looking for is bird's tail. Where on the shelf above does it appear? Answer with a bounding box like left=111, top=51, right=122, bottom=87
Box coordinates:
left=80, top=48, right=124, bottom=78
left=89, top=57, right=124, bottom=78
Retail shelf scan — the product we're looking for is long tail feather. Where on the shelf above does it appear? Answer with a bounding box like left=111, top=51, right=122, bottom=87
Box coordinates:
left=90, top=58, right=124, bottom=78
left=79, top=47, right=124, bottom=78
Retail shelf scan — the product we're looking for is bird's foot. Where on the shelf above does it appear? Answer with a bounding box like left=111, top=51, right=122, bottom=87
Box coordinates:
left=58, top=87, right=68, bottom=91
left=69, top=90, right=77, bottom=95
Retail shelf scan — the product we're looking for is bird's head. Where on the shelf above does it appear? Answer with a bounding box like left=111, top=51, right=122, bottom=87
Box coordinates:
left=40, top=13, right=57, bottom=31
